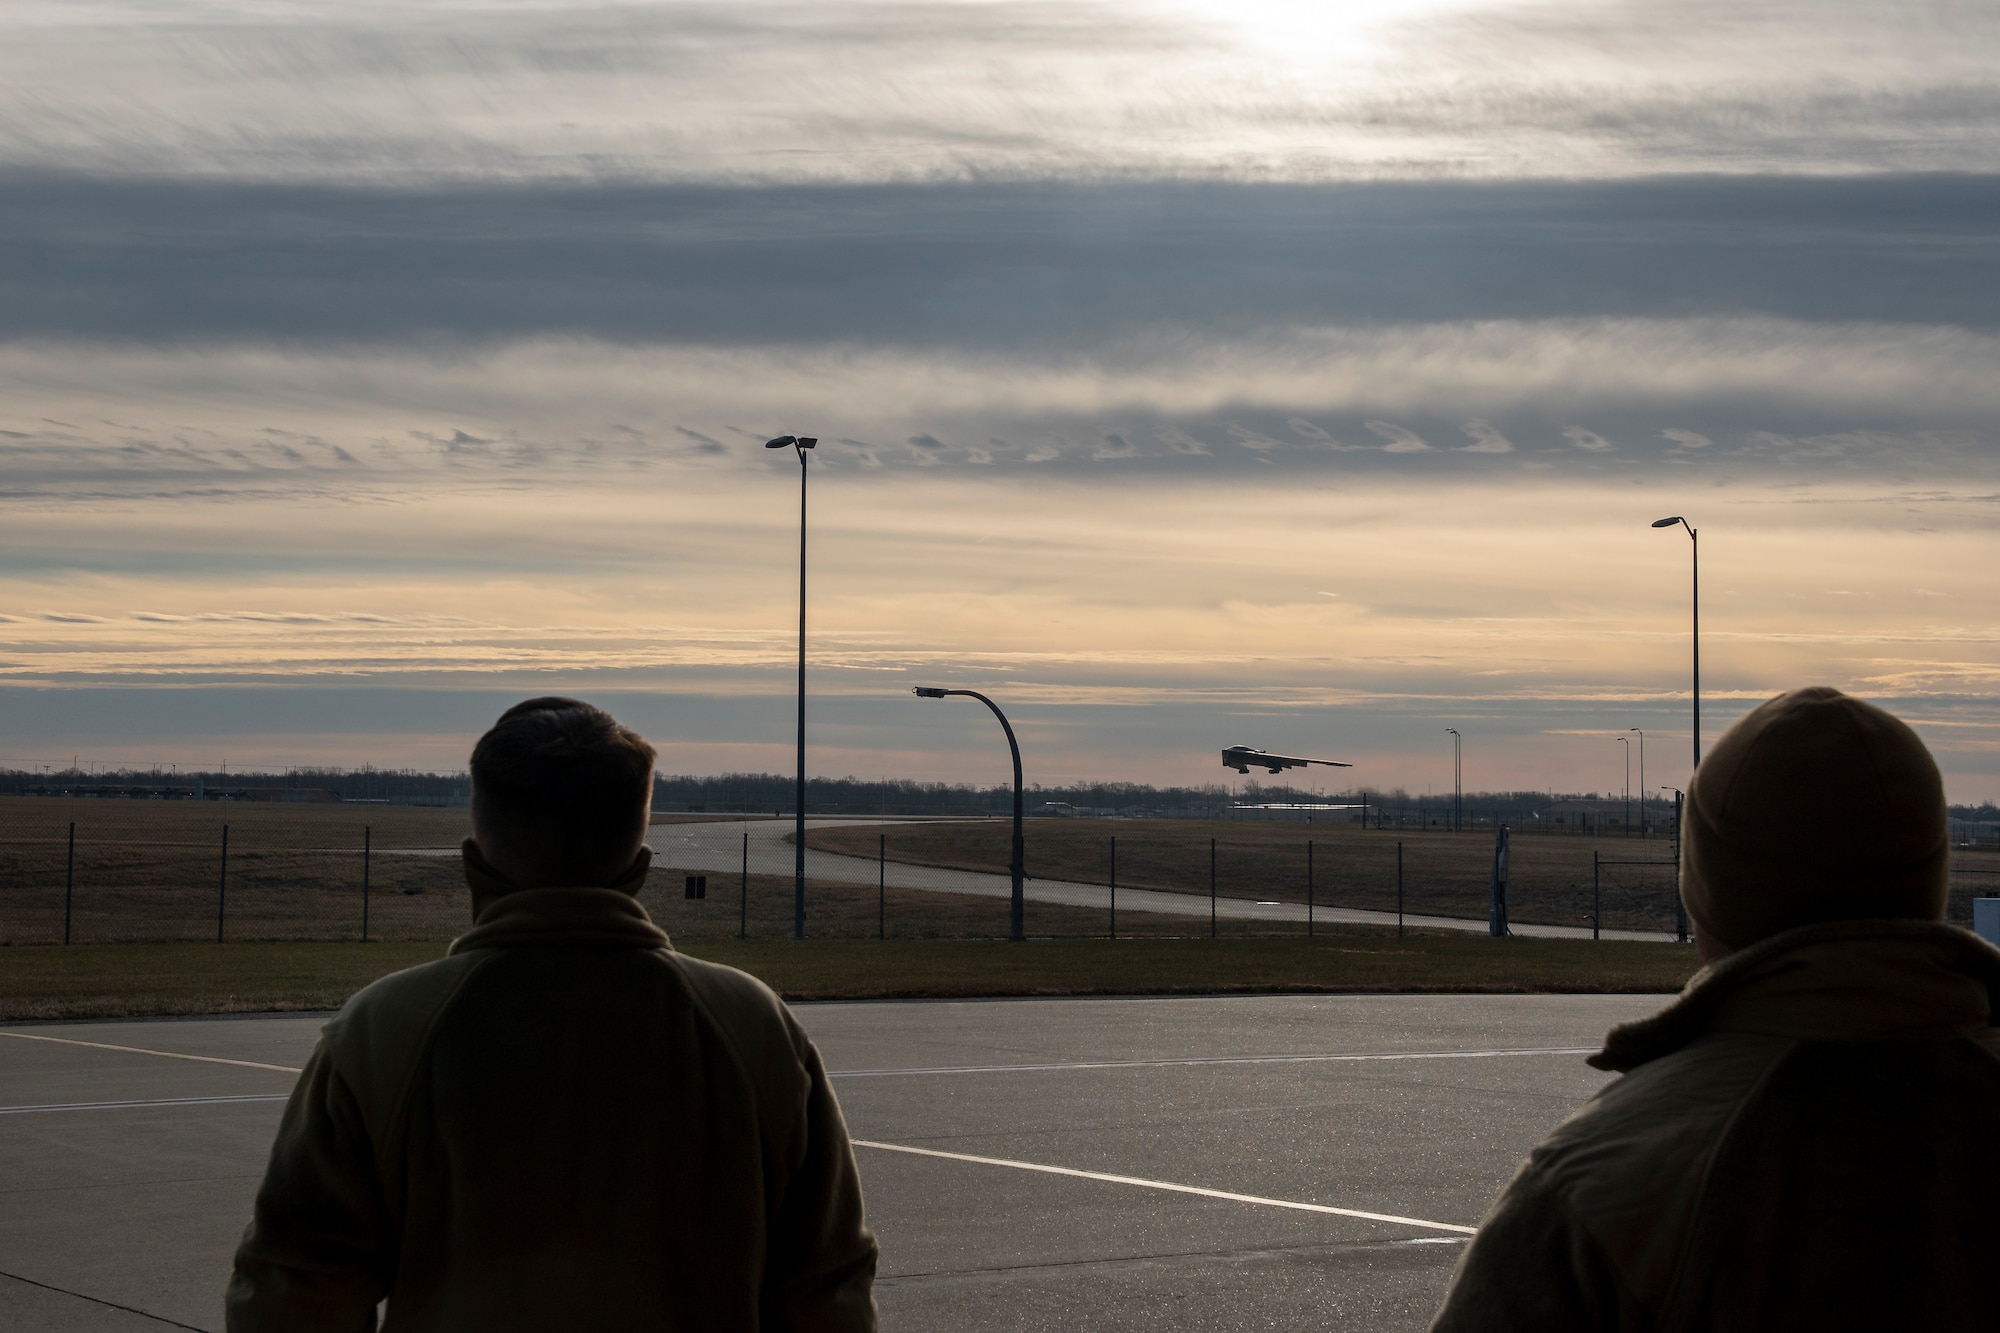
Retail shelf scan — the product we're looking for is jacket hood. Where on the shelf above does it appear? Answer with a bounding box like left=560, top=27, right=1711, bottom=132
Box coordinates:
left=1591, top=917, right=2000, bottom=1072
left=447, top=886, right=672, bottom=956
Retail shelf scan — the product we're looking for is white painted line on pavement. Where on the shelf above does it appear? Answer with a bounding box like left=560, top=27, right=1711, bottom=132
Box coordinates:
left=851, top=1139, right=1479, bottom=1235
left=0, top=1029, right=302, bottom=1073
left=830, top=1046, right=1594, bottom=1078
left=0, top=1028, right=1593, bottom=1082
left=0, top=1093, right=290, bottom=1115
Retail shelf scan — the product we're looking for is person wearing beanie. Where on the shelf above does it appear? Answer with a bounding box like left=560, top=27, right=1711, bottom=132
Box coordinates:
left=1429, top=687, right=2000, bottom=1333
left=228, top=698, right=878, bottom=1332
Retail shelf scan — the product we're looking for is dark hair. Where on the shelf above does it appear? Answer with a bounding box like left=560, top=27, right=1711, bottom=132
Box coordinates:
left=470, top=697, right=656, bottom=884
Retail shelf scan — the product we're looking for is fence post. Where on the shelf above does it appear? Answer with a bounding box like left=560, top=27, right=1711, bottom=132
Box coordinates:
left=362, top=825, right=371, bottom=942
left=217, top=824, right=229, bottom=944
left=64, top=821, right=75, bottom=945
left=1592, top=849, right=1600, bottom=941
left=740, top=830, right=749, bottom=940
left=1396, top=841, right=1404, bottom=937
left=1209, top=837, right=1217, bottom=938
left=1109, top=835, right=1117, bottom=940
left=878, top=833, right=886, bottom=940
left=1306, top=839, right=1314, bottom=937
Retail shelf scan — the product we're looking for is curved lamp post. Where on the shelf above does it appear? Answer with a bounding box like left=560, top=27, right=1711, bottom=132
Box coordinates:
left=768, top=433, right=818, bottom=938
left=1651, top=516, right=1700, bottom=769
left=914, top=687, right=1025, bottom=941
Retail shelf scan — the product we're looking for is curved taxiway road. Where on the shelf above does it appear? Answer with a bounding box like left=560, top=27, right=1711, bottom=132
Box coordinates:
left=643, top=818, right=1677, bottom=942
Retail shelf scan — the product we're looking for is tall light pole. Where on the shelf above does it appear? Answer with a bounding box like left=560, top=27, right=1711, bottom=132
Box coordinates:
left=1445, top=728, right=1461, bottom=831
left=914, top=687, right=1025, bottom=941
left=1629, top=728, right=1645, bottom=835
left=1618, top=734, right=1630, bottom=837
left=1651, top=516, right=1700, bottom=769
left=768, top=433, right=818, bottom=939
left=1663, top=785, right=1688, bottom=943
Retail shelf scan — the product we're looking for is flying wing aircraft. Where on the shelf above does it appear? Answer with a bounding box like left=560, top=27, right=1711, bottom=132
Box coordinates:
left=1220, top=745, right=1353, bottom=775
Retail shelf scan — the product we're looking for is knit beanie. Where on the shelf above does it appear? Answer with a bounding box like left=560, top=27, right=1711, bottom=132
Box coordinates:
left=1681, top=686, right=1948, bottom=948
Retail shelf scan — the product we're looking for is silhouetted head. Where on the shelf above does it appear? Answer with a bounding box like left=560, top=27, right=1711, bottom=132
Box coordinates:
left=1683, top=686, right=1947, bottom=952
left=469, top=697, right=656, bottom=889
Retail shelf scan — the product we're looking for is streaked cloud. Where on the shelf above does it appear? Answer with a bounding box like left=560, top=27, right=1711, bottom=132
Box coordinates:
left=1365, top=421, right=1433, bottom=453
left=8, top=470, right=2000, bottom=791
left=9, top=176, right=1999, bottom=348
left=2, top=1, right=1995, bottom=183
left=5, top=320, right=1998, bottom=497
left=1563, top=427, right=1614, bottom=452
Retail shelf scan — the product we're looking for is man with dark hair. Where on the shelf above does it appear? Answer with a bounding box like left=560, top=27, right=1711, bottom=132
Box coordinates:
left=1430, top=686, right=2000, bottom=1333
left=228, top=697, right=877, bottom=1331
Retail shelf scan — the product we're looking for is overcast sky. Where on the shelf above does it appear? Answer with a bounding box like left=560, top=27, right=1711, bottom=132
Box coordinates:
left=4, top=0, right=2000, bottom=800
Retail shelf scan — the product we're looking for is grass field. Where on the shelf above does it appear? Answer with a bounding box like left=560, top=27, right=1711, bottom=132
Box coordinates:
left=9, top=797, right=1995, bottom=946
left=1, top=800, right=1166, bottom=944
left=811, top=817, right=2000, bottom=933
left=0, top=933, right=1700, bottom=1021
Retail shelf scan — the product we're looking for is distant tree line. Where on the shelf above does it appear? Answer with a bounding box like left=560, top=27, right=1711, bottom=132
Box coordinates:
left=5, top=763, right=1996, bottom=826
left=0, top=765, right=471, bottom=806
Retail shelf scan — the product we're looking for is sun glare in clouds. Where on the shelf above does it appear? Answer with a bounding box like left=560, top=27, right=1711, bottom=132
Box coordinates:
left=1162, top=0, right=1492, bottom=60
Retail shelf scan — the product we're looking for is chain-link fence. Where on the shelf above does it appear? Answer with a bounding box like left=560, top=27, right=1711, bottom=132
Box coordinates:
left=7, top=799, right=1997, bottom=944
left=791, top=821, right=1691, bottom=939
left=0, top=798, right=468, bottom=944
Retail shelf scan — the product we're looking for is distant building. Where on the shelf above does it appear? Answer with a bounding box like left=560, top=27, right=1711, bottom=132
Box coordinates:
left=1541, top=797, right=1666, bottom=833
left=1229, top=803, right=1365, bottom=823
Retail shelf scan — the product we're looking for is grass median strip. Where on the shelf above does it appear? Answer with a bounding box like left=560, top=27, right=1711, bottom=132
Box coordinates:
left=0, top=933, right=1695, bottom=1020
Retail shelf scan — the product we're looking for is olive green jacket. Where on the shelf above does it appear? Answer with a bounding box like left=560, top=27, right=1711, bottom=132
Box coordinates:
left=227, top=888, right=877, bottom=1332
left=1430, top=918, right=2000, bottom=1333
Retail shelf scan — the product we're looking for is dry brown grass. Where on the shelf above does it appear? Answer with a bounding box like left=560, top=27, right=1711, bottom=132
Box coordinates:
left=635, top=871, right=1195, bottom=941
left=810, top=818, right=1683, bottom=933
left=8, top=799, right=1993, bottom=947
left=0, top=934, right=1698, bottom=1021
left=0, top=798, right=1191, bottom=943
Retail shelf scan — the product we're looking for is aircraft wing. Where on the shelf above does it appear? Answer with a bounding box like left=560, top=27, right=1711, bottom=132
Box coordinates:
left=1221, top=745, right=1353, bottom=775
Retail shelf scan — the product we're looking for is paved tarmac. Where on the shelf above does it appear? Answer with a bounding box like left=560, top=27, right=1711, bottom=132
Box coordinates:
left=640, top=818, right=1675, bottom=941
left=0, top=992, right=1665, bottom=1331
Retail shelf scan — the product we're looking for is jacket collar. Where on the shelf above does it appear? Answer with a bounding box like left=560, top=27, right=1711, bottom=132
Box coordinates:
left=1591, top=918, right=2000, bottom=1073
left=448, top=887, right=672, bottom=956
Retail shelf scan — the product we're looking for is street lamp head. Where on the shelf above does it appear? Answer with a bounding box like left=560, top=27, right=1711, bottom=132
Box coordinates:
left=797, top=437, right=818, bottom=449
left=1651, top=516, right=1683, bottom=528
left=765, top=436, right=796, bottom=449
left=913, top=686, right=949, bottom=698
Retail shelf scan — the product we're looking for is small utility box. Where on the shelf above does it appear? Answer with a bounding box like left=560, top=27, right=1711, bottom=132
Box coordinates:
left=1976, top=898, right=2000, bottom=947
left=685, top=875, right=707, bottom=901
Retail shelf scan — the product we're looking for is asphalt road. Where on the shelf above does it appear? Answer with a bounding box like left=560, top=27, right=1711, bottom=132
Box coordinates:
left=0, top=992, right=1664, bottom=1331
left=643, top=818, right=1676, bottom=941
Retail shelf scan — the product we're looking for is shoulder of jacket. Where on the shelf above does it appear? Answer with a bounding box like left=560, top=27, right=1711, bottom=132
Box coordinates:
left=667, top=953, right=801, bottom=1036
left=1539, top=1031, right=1791, bottom=1189
left=320, top=951, right=492, bottom=1139
left=665, top=953, right=822, bottom=1095
left=1522, top=1031, right=1795, bottom=1308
